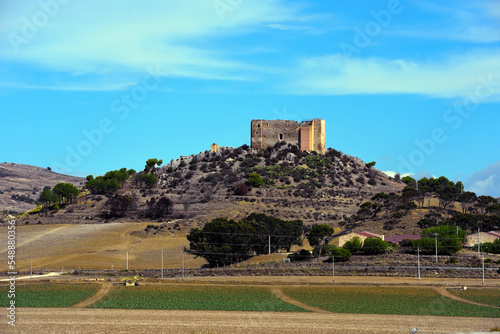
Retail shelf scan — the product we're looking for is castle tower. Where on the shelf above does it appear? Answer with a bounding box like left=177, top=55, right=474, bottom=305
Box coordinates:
left=299, top=119, right=326, bottom=154
left=250, top=119, right=326, bottom=154
left=250, top=120, right=299, bottom=150
left=211, top=143, right=220, bottom=153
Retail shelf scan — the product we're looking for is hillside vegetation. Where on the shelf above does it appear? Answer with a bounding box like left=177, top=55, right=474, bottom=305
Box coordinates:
left=11, top=144, right=406, bottom=231
left=6, top=143, right=499, bottom=238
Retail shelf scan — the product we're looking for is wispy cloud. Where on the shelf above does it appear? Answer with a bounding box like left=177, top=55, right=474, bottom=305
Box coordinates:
left=396, top=0, right=500, bottom=43
left=0, top=0, right=300, bottom=89
left=266, top=24, right=310, bottom=31
left=285, top=51, right=500, bottom=98
left=466, top=161, right=500, bottom=197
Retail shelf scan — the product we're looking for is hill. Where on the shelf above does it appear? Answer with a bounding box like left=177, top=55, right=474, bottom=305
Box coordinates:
left=15, top=144, right=409, bottom=233
left=0, top=163, right=85, bottom=214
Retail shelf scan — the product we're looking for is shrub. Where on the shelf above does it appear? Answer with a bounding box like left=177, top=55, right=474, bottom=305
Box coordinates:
left=289, top=249, right=312, bottom=262
left=363, top=237, right=391, bottom=255
left=331, top=247, right=351, bottom=262
left=248, top=172, right=264, bottom=187
left=145, top=196, right=174, bottom=220
left=234, top=183, right=249, bottom=196
left=343, top=237, right=363, bottom=254
left=102, top=194, right=136, bottom=218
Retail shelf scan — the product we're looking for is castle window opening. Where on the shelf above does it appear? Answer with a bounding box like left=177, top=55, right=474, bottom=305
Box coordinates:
left=279, top=133, right=284, bottom=140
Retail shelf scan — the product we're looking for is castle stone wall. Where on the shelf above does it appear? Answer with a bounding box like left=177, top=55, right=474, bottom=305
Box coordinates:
left=251, top=120, right=299, bottom=150
left=250, top=118, right=325, bottom=154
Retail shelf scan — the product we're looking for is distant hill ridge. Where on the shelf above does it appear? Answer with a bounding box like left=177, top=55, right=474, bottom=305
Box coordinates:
left=0, top=162, right=85, bottom=213
left=10, top=144, right=409, bottom=233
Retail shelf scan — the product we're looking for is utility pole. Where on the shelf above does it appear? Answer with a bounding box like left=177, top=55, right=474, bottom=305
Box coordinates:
left=126, top=251, right=129, bottom=271
left=161, top=249, right=164, bottom=280
left=433, top=233, right=439, bottom=264
left=482, top=252, right=485, bottom=285
left=478, top=228, right=481, bottom=257
left=182, top=251, right=185, bottom=281
left=332, top=255, right=335, bottom=283
left=268, top=235, right=271, bottom=255
left=417, top=248, right=421, bottom=280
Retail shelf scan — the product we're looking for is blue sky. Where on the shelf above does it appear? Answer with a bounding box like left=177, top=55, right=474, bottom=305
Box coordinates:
left=1, top=0, right=499, bottom=197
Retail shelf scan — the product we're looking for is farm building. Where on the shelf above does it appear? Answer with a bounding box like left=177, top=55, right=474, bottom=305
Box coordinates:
left=385, top=235, right=421, bottom=245
left=332, top=231, right=384, bottom=248
left=466, top=231, right=500, bottom=247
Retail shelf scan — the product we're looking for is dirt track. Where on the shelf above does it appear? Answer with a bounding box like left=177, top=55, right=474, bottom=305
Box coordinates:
left=71, top=282, right=113, bottom=308
left=2, top=308, right=499, bottom=334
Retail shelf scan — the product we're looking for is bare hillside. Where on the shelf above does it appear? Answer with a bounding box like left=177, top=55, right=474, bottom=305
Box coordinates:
left=18, top=144, right=406, bottom=231
left=0, top=162, right=85, bottom=213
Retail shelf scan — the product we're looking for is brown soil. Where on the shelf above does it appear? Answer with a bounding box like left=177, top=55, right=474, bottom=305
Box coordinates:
left=71, top=282, right=113, bottom=308
left=434, top=287, right=500, bottom=309
left=4, top=308, right=499, bottom=334
left=270, top=287, right=329, bottom=313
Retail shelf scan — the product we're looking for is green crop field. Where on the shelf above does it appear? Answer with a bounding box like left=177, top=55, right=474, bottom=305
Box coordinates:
left=0, top=283, right=99, bottom=307
left=91, top=285, right=307, bottom=312
left=449, top=288, right=500, bottom=307
left=282, top=286, right=500, bottom=318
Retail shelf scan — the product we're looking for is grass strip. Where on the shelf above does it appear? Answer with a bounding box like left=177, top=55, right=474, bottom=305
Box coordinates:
left=282, top=286, right=500, bottom=318
left=90, top=285, right=307, bottom=312
left=0, top=283, right=99, bottom=307
left=448, top=288, right=500, bottom=307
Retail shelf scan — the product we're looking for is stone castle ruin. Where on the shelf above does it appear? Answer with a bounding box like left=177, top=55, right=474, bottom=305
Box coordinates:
left=250, top=119, right=326, bottom=154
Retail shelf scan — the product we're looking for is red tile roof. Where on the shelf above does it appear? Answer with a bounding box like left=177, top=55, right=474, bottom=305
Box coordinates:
left=385, top=235, right=421, bottom=243
left=357, top=232, right=381, bottom=238
left=486, top=231, right=500, bottom=238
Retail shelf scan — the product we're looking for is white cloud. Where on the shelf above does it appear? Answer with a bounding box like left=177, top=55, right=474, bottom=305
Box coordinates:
left=466, top=161, right=500, bottom=197
left=404, top=1, right=500, bottom=43
left=266, top=24, right=310, bottom=31
left=285, top=52, right=500, bottom=99
left=382, top=171, right=413, bottom=179
left=0, top=0, right=300, bottom=88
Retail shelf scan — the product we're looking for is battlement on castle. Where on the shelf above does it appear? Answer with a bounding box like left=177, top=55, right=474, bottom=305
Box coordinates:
left=251, top=119, right=325, bottom=154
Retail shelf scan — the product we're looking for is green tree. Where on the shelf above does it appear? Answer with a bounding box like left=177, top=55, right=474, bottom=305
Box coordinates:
left=244, top=213, right=304, bottom=253
left=307, top=224, right=335, bottom=260
left=52, top=183, right=79, bottom=204
left=248, top=172, right=263, bottom=187
left=86, top=168, right=134, bottom=194
left=486, top=203, right=500, bottom=215
left=475, top=196, right=497, bottom=215
left=363, top=237, right=391, bottom=255
left=401, top=176, right=416, bottom=187
left=186, top=214, right=304, bottom=267
left=330, top=247, right=351, bottom=262
left=437, top=184, right=459, bottom=210
left=102, top=194, right=136, bottom=218
left=365, top=161, right=376, bottom=169
left=458, top=191, right=477, bottom=214
left=418, top=225, right=466, bottom=255
left=343, top=236, right=363, bottom=254
left=145, top=196, right=174, bottom=220
left=137, top=173, right=158, bottom=189
left=39, top=186, right=59, bottom=206
left=145, top=158, right=163, bottom=172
